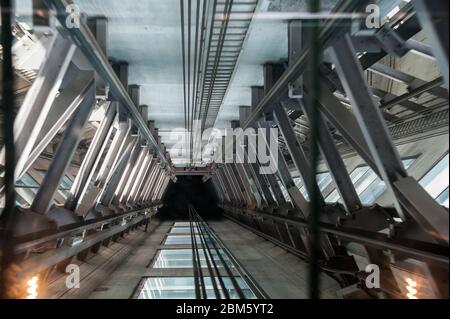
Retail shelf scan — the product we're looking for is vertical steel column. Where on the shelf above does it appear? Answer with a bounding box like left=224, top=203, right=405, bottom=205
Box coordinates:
left=1, top=0, right=16, bottom=299
left=87, top=16, right=109, bottom=98
left=96, top=62, right=131, bottom=187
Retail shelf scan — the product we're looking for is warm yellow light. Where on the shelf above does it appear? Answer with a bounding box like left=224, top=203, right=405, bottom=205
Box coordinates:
left=407, top=293, right=418, bottom=299
left=405, top=277, right=419, bottom=299
left=26, top=275, right=39, bottom=299
left=406, top=286, right=417, bottom=295
left=405, top=278, right=417, bottom=286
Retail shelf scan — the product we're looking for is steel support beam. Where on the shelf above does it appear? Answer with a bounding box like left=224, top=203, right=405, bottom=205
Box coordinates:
left=316, top=78, right=380, bottom=174
left=99, top=136, right=136, bottom=206
left=0, top=34, right=75, bottom=180
left=134, top=157, right=156, bottom=203
left=140, top=163, right=160, bottom=204
left=120, top=145, right=147, bottom=204
left=112, top=137, right=141, bottom=205
left=67, top=101, right=116, bottom=211
left=31, top=81, right=96, bottom=215
left=45, top=0, right=170, bottom=168
left=273, top=105, right=324, bottom=206
left=330, top=34, right=449, bottom=243
left=96, top=121, right=131, bottom=186
left=17, top=70, right=93, bottom=180
left=127, top=152, right=152, bottom=204
left=299, top=95, right=361, bottom=213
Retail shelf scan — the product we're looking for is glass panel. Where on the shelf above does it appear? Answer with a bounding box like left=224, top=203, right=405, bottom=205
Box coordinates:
left=15, top=194, right=29, bottom=207
left=170, top=227, right=198, bottom=234
left=137, top=277, right=196, bottom=299
left=173, top=222, right=199, bottom=227
left=436, top=187, right=449, bottom=208
left=325, top=158, right=415, bottom=205
left=16, top=173, right=39, bottom=205
left=164, top=235, right=215, bottom=245
left=419, top=154, right=449, bottom=207
left=294, top=172, right=333, bottom=201
left=153, top=249, right=233, bottom=268
left=136, top=277, right=256, bottom=299
left=35, top=171, right=73, bottom=200
left=278, top=181, right=291, bottom=202
left=59, top=175, right=73, bottom=199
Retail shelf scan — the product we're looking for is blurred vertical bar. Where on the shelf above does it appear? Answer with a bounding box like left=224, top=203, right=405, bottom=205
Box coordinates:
left=0, top=0, right=16, bottom=298
left=307, top=0, right=321, bottom=300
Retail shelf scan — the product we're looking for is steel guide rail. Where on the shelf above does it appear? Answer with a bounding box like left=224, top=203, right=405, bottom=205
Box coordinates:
left=12, top=206, right=160, bottom=254
left=188, top=205, right=268, bottom=299
left=220, top=204, right=449, bottom=265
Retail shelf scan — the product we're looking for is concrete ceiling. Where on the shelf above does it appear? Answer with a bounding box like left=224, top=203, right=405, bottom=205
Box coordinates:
left=71, top=0, right=297, bottom=150
left=74, top=0, right=184, bottom=132
left=15, top=0, right=434, bottom=166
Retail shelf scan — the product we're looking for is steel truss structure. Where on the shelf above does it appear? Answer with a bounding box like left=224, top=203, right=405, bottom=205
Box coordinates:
left=0, top=0, right=448, bottom=300
left=206, top=0, right=449, bottom=298
left=0, top=0, right=175, bottom=297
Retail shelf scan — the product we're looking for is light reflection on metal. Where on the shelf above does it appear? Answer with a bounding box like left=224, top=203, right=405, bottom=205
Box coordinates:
left=405, top=278, right=418, bottom=299
left=253, top=12, right=366, bottom=21
left=26, top=276, right=39, bottom=299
